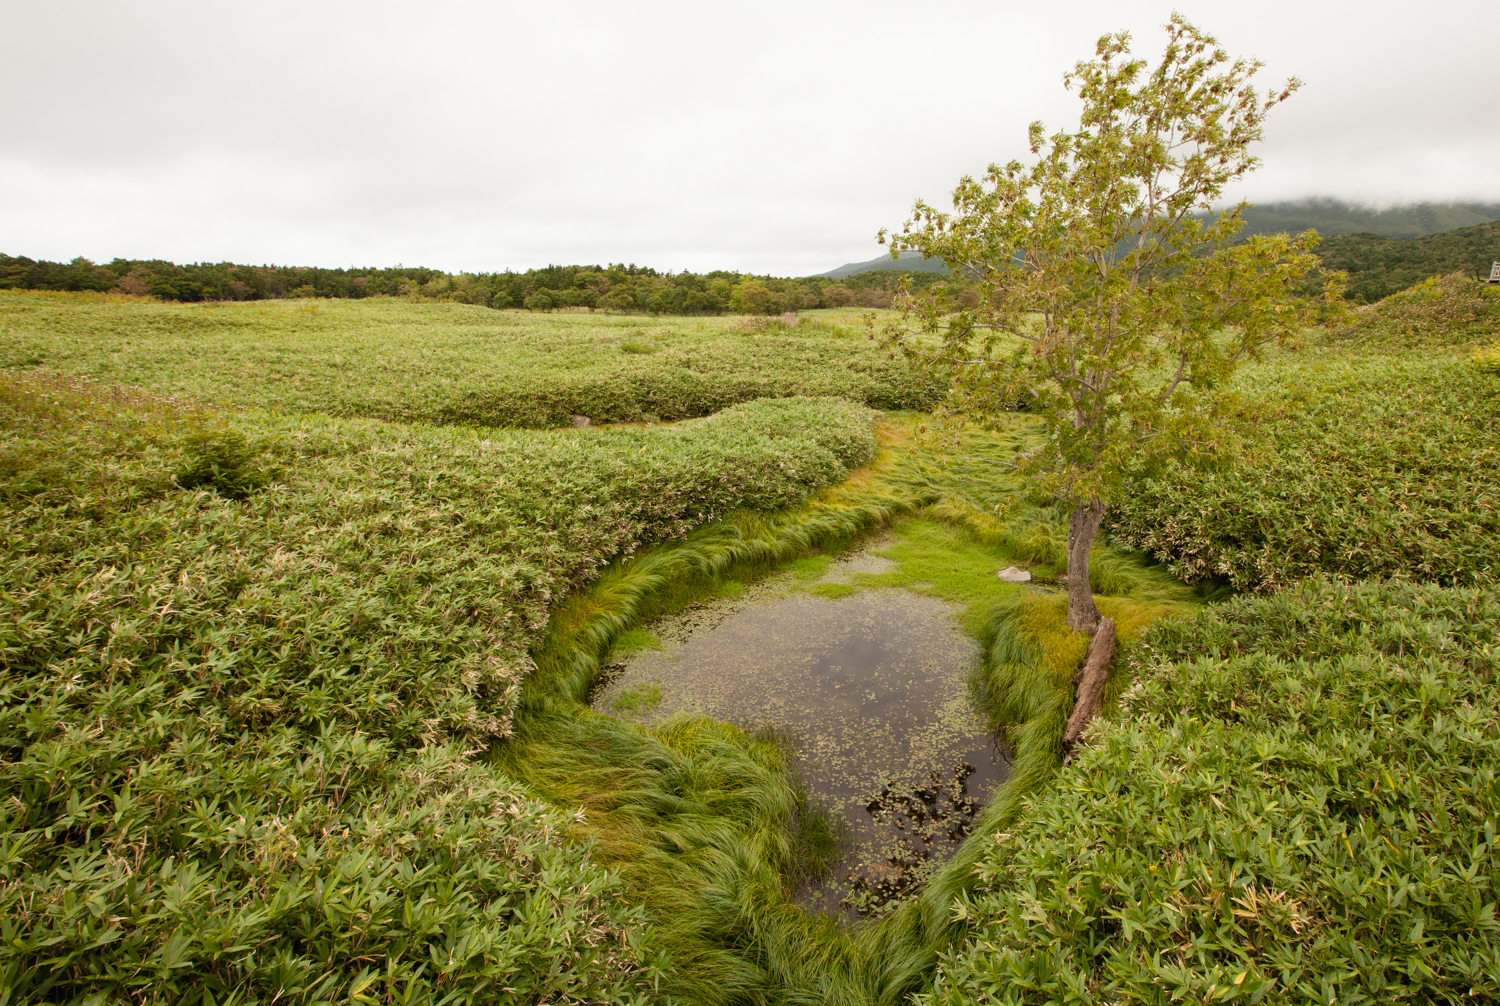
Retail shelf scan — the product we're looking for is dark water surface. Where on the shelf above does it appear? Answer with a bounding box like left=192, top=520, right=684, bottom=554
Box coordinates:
left=591, top=560, right=1010, bottom=917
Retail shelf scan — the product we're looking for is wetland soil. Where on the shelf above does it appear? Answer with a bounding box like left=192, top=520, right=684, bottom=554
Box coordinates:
left=592, top=546, right=1009, bottom=917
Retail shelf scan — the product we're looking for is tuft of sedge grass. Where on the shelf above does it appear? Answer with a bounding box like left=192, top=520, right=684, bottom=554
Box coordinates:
left=1473, top=340, right=1500, bottom=373
left=609, top=682, right=663, bottom=716
left=609, top=627, right=664, bottom=656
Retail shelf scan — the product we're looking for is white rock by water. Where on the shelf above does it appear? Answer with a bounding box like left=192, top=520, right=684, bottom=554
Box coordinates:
left=996, top=566, right=1032, bottom=583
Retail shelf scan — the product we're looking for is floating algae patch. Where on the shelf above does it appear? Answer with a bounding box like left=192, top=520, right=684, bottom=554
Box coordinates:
left=592, top=540, right=1009, bottom=917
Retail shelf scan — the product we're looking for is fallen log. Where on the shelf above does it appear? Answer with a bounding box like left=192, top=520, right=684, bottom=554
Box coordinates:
left=1061, top=617, right=1116, bottom=762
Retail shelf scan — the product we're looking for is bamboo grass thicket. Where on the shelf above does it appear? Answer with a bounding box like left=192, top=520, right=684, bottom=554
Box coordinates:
left=0, top=292, right=942, bottom=428
left=1110, top=280, right=1500, bottom=593
left=0, top=376, right=883, bottom=1004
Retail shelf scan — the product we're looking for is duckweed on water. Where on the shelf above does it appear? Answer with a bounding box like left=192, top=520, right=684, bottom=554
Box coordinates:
left=609, top=682, right=664, bottom=717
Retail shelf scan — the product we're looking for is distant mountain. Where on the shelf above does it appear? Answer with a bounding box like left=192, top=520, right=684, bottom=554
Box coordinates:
left=817, top=250, right=949, bottom=279
left=816, top=201, right=1500, bottom=302
left=1230, top=199, right=1500, bottom=240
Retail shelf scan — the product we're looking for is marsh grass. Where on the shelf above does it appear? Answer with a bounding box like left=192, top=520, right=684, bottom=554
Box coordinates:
left=610, top=627, right=665, bottom=656
left=610, top=682, right=664, bottom=717
left=801, top=516, right=1190, bottom=637
left=801, top=518, right=1021, bottom=625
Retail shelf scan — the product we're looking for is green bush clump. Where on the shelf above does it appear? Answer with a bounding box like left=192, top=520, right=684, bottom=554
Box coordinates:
left=926, top=577, right=1500, bottom=1005
left=1108, top=350, right=1500, bottom=592
left=0, top=294, right=941, bottom=428
left=0, top=371, right=875, bottom=1003
left=174, top=428, right=272, bottom=497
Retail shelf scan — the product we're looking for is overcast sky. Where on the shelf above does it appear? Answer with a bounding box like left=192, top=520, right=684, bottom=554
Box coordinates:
left=3, top=0, right=1497, bottom=276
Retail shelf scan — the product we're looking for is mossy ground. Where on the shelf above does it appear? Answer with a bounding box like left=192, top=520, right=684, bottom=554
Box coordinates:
left=800, top=517, right=1038, bottom=631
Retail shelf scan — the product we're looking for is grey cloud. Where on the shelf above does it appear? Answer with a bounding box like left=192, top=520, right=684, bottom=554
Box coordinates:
left=3, top=0, right=1496, bottom=274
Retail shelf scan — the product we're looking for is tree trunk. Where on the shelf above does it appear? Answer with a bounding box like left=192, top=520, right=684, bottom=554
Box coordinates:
left=1061, top=617, right=1116, bottom=762
left=1066, top=497, right=1106, bottom=635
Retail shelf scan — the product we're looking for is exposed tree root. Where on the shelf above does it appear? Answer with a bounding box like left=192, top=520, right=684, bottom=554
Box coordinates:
left=1062, top=617, right=1116, bottom=762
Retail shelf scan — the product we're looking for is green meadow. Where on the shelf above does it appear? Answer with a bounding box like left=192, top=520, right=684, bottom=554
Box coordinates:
left=0, top=294, right=940, bottom=428
left=2, top=279, right=1497, bottom=1004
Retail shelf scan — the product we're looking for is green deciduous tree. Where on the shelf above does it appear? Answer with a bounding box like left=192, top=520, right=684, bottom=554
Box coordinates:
left=524, top=288, right=557, bottom=312
left=880, top=14, right=1343, bottom=635
left=730, top=278, right=775, bottom=315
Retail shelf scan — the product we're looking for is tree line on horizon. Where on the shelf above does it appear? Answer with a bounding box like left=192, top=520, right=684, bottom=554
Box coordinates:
left=5, top=215, right=1495, bottom=312
left=0, top=254, right=961, bottom=315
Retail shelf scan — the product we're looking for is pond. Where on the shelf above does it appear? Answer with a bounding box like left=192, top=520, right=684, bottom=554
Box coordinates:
left=591, top=541, right=1010, bottom=917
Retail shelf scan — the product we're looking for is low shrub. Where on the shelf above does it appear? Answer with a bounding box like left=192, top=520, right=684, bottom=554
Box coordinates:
left=1325, top=273, right=1500, bottom=349
left=174, top=428, right=272, bottom=497
left=926, top=577, right=1500, bottom=1005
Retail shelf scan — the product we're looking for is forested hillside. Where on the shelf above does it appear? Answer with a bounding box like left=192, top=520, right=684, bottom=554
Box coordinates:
left=1317, top=219, right=1500, bottom=302
left=818, top=251, right=949, bottom=279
